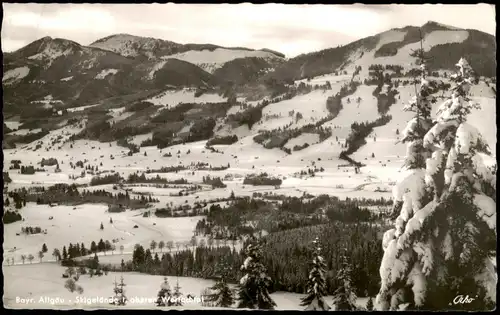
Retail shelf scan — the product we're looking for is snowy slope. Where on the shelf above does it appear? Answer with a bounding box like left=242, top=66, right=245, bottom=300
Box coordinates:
left=252, top=90, right=334, bottom=132
left=345, top=29, right=470, bottom=75
left=95, top=69, right=119, bottom=80
left=161, top=48, right=281, bottom=74
left=90, top=34, right=169, bottom=58
left=3, top=67, right=30, bottom=84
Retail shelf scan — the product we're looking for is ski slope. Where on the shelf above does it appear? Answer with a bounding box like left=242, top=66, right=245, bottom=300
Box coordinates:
left=252, top=89, right=335, bottom=132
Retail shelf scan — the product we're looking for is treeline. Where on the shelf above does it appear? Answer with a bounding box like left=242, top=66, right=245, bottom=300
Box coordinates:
left=243, top=173, right=282, bottom=186
left=111, top=221, right=383, bottom=297
left=326, top=80, right=361, bottom=115
left=127, top=172, right=188, bottom=185
left=117, top=138, right=140, bottom=155
left=12, top=184, right=151, bottom=209
left=254, top=116, right=333, bottom=153
left=21, top=226, right=44, bottom=235
left=115, top=245, right=243, bottom=281
left=4, top=211, right=23, bottom=224
left=9, top=160, right=22, bottom=169
left=6, top=191, right=27, bottom=209
left=61, top=238, right=116, bottom=261
left=4, top=129, right=50, bottom=146
left=339, top=115, right=392, bottom=161
left=202, top=175, right=226, bottom=188
left=40, top=157, right=58, bottom=167
left=258, top=222, right=383, bottom=296
left=206, top=135, right=238, bottom=146
left=372, top=82, right=399, bottom=115
left=194, top=194, right=383, bottom=240
left=145, top=166, right=187, bottom=174
left=90, top=173, right=123, bottom=186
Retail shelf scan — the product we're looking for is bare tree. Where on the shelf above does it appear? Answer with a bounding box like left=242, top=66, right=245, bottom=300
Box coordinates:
left=119, top=245, right=124, bottom=255
left=150, top=240, right=157, bottom=253
left=28, top=254, right=34, bottom=264
left=158, top=241, right=165, bottom=253
left=21, top=255, right=26, bottom=264
left=38, top=251, right=44, bottom=263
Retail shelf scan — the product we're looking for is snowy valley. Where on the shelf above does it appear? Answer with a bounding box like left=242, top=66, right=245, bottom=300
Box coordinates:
left=2, top=12, right=497, bottom=312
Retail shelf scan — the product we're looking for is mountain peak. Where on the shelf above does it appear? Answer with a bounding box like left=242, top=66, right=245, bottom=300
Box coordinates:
left=422, top=20, right=461, bottom=31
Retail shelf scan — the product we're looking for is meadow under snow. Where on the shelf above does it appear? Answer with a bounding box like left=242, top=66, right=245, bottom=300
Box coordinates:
left=3, top=29, right=496, bottom=309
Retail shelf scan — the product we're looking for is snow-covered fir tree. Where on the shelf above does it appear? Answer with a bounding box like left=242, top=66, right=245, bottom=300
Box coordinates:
left=172, top=279, right=183, bottom=306
left=111, top=276, right=127, bottom=306
left=208, top=258, right=234, bottom=307
left=300, top=237, right=330, bottom=310
left=390, top=38, right=435, bottom=221
left=237, top=240, right=276, bottom=309
left=376, top=58, right=496, bottom=311
left=331, top=249, right=357, bottom=310
left=366, top=296, right=374, bottom=311
left=156, top=277, right=173, bottom=306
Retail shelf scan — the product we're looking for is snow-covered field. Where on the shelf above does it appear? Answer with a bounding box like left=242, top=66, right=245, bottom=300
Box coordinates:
left=3, top=264, right=370, bottom=310
left=3, top=203, right=203, bottom=265
left=145, top=89, right=226, bottom=107
left=3, top=66, right=30, bottom=84
left=4, top=120, right=23, bottom=130
left=3, top=59, right=496, bottom=310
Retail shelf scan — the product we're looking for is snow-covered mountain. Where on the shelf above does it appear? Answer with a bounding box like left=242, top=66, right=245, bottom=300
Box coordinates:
left=264, top=21, right=496, bottom=83
left=89, top=34, right=184, bottom=59
left=2, top=21, right=495, bottom=131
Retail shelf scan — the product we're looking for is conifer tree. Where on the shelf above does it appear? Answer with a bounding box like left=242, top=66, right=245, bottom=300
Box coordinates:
left=62, top=246, right=68, bottom=261
left=172, top=279, right=183, bottom=306
left=156, top=277, right=173, bottom=306
left=300, top=237, right=330, bottom=310
left=237, top=240, right=276, bottom=309
left=376, top=58, right=496, bottom=311
left=111, top=276, right=127, bottom=306
left=332, top=249, right=357, bottom=310
left=208, top=257, right=234, bottom=307
left=390, top=34, right=435, bottom=222
left=366, top=296, right=374, bottom=311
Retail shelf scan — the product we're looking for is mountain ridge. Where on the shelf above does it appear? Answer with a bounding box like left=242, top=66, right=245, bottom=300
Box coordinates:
left=2, top=21, right=495, bottom=118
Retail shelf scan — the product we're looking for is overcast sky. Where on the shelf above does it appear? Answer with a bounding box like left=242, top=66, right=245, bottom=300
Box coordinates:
left=1, top=3, right=496, bottom=57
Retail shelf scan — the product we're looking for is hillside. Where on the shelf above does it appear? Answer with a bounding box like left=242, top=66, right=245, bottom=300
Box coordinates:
left=3, top=35, right=286, bottom=117
left=3, top=18, right=497, bottom=312
left=263, top=21, right=496, bottom=84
